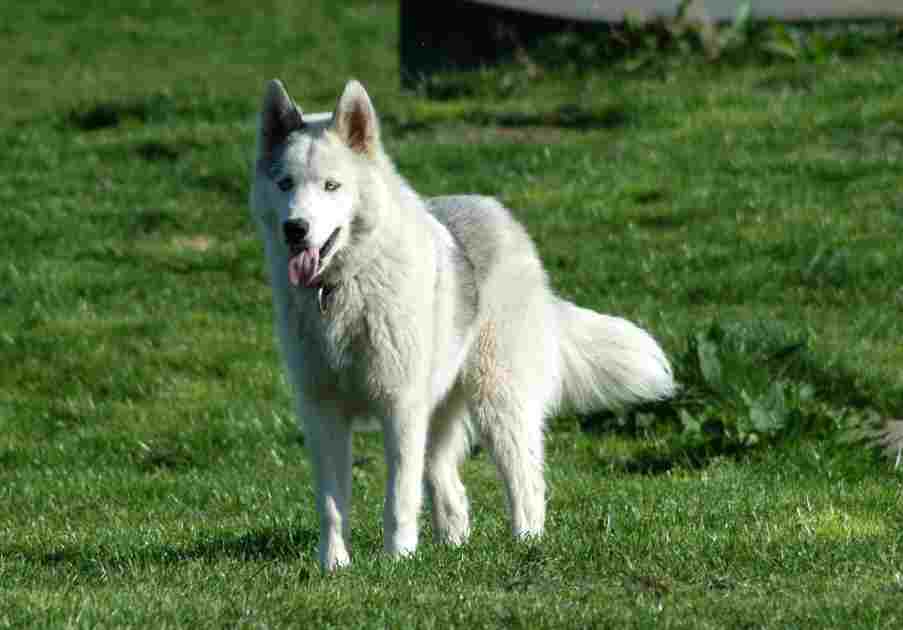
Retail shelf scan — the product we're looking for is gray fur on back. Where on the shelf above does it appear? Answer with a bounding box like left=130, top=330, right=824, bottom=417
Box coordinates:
left=427, top=194, right=545, bottom=318
left=426, top=194, right=534, bottom=284
left=424, top=196, right=489, bottom=338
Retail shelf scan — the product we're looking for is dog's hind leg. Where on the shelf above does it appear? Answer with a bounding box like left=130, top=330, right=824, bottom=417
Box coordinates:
left=303, top=404, right=353, bottom=571
left=425, top=392, right=472, bottom=545
left=465, top=312, right=556, bottom=539
left=472, top=392, right=546, bottom=539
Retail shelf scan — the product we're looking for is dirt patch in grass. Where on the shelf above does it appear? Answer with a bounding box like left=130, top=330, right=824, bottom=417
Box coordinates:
left=171, top=235, right=215, bottom=253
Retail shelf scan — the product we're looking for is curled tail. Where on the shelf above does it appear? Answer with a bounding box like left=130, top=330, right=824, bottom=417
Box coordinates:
left=553, top=298, right=676, bottom=414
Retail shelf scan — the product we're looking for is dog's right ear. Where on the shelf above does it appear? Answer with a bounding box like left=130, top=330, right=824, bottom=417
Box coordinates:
left=332, top=80, right=380, bottom=156
left=258, top=79, right=305, bottom=160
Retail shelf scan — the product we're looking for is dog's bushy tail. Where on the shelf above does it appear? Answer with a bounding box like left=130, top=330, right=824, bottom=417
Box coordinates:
left=552, top=298, right=676, bottom=414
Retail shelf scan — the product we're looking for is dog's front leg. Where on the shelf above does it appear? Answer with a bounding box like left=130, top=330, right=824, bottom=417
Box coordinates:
left=304, top=405, right=353, bottom=571
left=381, top=403, right=429, bottom=558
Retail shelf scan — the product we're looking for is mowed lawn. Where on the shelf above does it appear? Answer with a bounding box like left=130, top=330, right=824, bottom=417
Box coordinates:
left=1, top=1, right=902, bottom=628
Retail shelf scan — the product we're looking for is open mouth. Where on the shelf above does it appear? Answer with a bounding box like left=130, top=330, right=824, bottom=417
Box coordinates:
left=287, top=227, right=341, bottom=288
left=319, top=226, right=341, bottom=260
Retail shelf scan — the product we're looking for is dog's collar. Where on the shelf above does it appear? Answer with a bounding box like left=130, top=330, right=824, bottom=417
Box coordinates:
left=313, top=282, right=339, bottom=315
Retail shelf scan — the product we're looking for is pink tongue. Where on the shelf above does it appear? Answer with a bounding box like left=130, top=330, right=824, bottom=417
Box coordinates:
left=288, top=248, right=320, bottom=287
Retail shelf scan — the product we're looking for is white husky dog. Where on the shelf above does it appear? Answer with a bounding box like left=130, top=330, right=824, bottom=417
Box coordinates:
left=251, top=79, right=675, bottom=571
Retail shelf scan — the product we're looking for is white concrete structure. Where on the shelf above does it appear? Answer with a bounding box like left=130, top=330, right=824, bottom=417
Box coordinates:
left=471, top=1, right=903, bottom=21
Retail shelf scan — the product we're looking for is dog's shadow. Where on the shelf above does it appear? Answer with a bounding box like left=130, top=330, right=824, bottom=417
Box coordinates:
left=16, top=525, right=319, bottom=578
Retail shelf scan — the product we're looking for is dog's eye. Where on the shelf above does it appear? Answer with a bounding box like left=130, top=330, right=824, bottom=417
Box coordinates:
left=324, top=179, right=341, bottom=192
left=277, top=176, right=294, bottom=192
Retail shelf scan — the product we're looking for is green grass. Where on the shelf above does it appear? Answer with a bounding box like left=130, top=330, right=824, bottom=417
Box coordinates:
left=2, top=1, right=902, bottom=627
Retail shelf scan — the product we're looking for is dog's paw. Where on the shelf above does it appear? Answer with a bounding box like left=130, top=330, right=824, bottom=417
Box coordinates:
left=319, top=544, right=350, bottom=572
left=384, top=529, right=418, bottom=559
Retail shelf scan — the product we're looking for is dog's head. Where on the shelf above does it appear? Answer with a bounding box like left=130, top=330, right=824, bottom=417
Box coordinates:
left=252, top=79, right=382, bottom=288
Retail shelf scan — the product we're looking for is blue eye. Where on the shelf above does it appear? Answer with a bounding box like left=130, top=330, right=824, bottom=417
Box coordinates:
left=324, top=179, right=341, bottom=192
left=277, top=176, right=294, bottom=192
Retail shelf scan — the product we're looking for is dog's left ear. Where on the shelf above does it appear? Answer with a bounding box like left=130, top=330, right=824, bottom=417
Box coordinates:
left=258, top=79, right=305, bottom=161
left=332, top=80, right=380, bottom=155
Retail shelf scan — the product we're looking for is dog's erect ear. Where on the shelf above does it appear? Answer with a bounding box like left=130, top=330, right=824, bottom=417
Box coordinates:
left=259, top=79, right=304, bottom=159
left=332, top=80, right=379, bottom=155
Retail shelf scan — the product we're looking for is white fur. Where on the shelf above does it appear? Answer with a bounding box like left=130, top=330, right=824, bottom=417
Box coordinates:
left=251, top=79, right=675, bottom=571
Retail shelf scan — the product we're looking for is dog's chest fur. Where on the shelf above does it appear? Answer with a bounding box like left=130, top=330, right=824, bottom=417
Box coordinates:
left=289, top=262, right=428, bottom=413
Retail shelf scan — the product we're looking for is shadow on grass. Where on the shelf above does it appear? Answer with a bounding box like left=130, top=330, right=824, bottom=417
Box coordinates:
left=13, top=526, right=318, bottom=580
left=181, top=526, right=318, bottom=562
left=194, top=172, right=248, bottom=203
left=575, top=319, right=901, bottom=475
left=576, top=402, right=752, bottom=476
left=136, top=141, right=186, bottom=162
left=65, top=94, right=254, bottom=131
left=67, top=95, right=178, bottom=131
left=472, top=104, right=629, bottom=130
left=383, top=102, right=630, bottom=139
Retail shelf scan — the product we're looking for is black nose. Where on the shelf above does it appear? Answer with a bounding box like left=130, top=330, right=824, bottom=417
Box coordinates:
left=283, top=218, right=310, bottom=246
